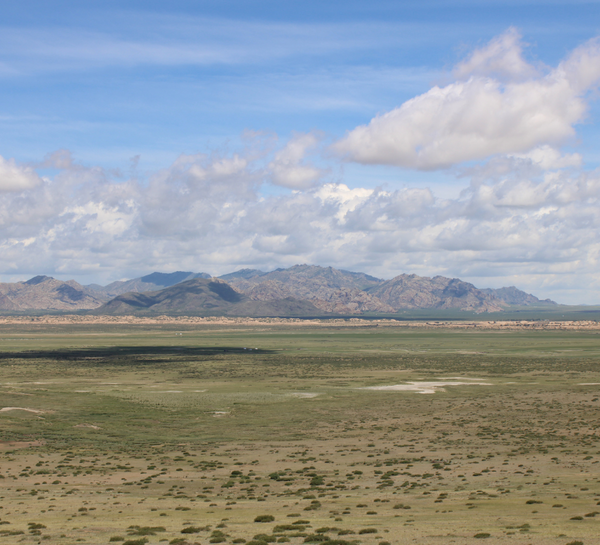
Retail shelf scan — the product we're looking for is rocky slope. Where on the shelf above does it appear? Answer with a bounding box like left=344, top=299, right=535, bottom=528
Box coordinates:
left=0, top=276, right=107, bottom=311
left=90, top=271, right=211, bottom=297
left=481, top=286, right=557, bottom=306
left=0, top=265, right=553, bottom=314
left=224, top=264, right=389, bottom=314
left=368, top=274, right=505, bottom=313
left=224, top=265, right=504, bottom=313
left=97, top=278, right=320, bottom=316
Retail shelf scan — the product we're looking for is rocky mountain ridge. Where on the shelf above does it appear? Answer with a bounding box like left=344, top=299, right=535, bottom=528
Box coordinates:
left=97, top=278, right=320, bottom=316
left=0, top=265, right=557, bottom=314
left=0, top=276, right=106, bottom=311
left=88, top=271, right=211, bottom=297
left=481, top=286, right=556, bottom=306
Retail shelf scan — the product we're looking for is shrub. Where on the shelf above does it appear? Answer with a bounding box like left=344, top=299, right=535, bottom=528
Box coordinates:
left=303, top=535, right=330, bottom=543
left=474, top=533, right=491, bottom=539
left=253, top=534, right=277, bottom=543
left=274, top=525, right=304, bottom=533
left=128, top=526, right=166, bottom=536
left=255, top=515, right=275, bottom=523
left=182, top=527, right=203, bottom=534
left=210, top=530, right=228, bottom=543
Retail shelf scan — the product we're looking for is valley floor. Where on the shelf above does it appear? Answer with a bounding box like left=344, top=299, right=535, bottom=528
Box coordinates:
left=0, top=320, right=599, bottom=545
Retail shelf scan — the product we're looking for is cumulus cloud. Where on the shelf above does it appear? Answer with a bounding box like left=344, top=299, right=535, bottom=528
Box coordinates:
left=453, top=27, right=537, bottom=82
left=333, top=30, right=600, bottom=170
left=2, top=137, right=600, bottom=303
left=267, top=132, right=325, bottom=189
left=510, top=145, right=582, bottom=170
left=0, top=155, right=42, bottom=192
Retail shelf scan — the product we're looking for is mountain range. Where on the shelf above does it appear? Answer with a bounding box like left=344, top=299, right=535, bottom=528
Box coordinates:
left=0, top=265, right=557, bottom=315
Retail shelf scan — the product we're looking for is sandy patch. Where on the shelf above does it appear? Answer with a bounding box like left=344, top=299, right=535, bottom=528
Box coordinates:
left=213, top=411, right=230, bottom=417
left=440, top=376, right=487, bottom=381
left=360, top=380, right=492, bottom=394
left=578, top=383, right=600, bottom=385
left=0, top=439, right=45, bottom=450
left=289, top=392, right=319, bottom=398
left=0, top=407, right=46, bottom=413
left=74, top=423, right=102, bottom=430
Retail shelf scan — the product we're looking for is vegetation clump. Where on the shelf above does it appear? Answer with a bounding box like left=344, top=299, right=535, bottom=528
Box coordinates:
left=255, top=515, right=275, bottom=523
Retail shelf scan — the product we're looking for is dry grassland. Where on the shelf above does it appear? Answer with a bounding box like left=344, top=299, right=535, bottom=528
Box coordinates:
left=0, top=319, right=599, bottom=545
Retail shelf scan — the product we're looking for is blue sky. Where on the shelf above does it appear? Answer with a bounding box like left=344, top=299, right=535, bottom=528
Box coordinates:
left=1, top=0, right=600, bottom=303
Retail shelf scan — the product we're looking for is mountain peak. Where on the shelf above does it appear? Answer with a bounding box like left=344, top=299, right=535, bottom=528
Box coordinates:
left=24, top=275, right=54, bottom=285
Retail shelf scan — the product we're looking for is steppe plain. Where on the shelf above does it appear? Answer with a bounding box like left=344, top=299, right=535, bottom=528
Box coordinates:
left=1, top=317, right=599, bottom=545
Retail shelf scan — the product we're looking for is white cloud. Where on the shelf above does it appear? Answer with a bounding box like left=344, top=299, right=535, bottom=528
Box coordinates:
left=333, top=30, right=600, bottom=170
left=268, top=132, right=325, bottom=189
left=315, top=183, right=374, bottom=222
left=510, top=145, right=582, bottom=170
left=453, top=27, right=537, bottom=82
left=1, top=144, right=600, bottom=303
left=0, top=155, right=41, bottom=192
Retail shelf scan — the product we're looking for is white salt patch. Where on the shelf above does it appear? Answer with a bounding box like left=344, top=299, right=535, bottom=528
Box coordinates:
left=578, top=383, right=600, bottom=385
left=0, top=407, right=45, bottom=413
left=289, top=392, right=318, bottom=398
left=440, top=377, right=486, bottom=381
left=360, top=381, right=491, bottom=395
left=213, top=411, right=229, bottom=417
left=158, top=390, right=183, bottom=393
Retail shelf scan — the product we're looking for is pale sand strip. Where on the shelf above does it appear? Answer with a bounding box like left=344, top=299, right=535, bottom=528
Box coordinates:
left=0, top=407, right=45, bottom=413
left=361, top=380, right=492, bottom=394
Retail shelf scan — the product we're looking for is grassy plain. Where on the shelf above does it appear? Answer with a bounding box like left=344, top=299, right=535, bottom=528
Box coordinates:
left=1, top=319, right=599, bottom=545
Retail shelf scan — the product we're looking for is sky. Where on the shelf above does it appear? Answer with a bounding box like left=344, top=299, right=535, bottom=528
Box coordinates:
left=1, top=0, right=600, bottom=304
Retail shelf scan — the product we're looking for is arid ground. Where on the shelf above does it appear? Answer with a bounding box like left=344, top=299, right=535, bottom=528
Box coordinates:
left=1, top=318, right=599, bottom=545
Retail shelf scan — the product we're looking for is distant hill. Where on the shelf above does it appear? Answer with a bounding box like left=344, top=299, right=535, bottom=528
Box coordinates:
left=0, top=276, right=106, bottom=311
left=367, top=274, right=505, bottom=313
left=223, top=264, right=390, bottom=314
left=0, top=265, right=554, bottom=314
left=97, top=278, right=320, bottom=316
left=89, top=271, right=211, bottom=297
left=224, top=265, right=504, bottom=313
left=481, top=286, right=557, bottom=306
left=219, top=269, right=265, bottom=281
